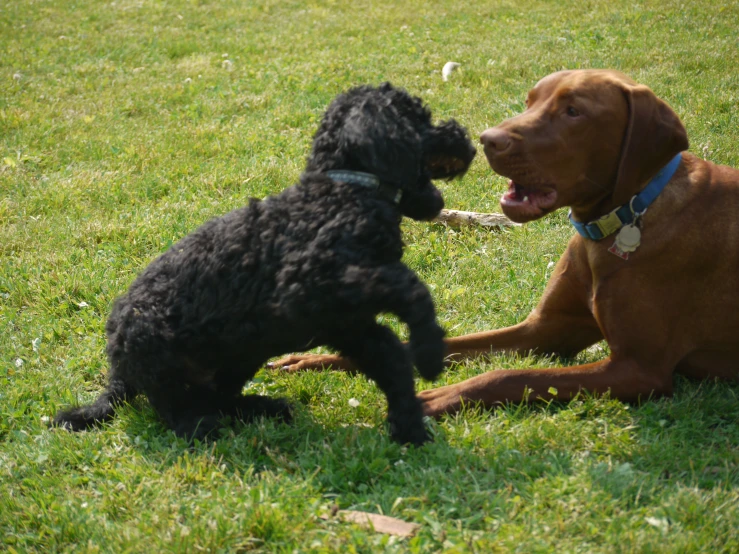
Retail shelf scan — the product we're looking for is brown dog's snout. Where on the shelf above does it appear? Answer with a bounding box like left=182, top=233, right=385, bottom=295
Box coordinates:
left=480, top=127, right=511, bottom=153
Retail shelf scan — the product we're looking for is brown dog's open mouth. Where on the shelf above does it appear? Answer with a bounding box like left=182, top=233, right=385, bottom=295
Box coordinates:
left=500, top=180, right=558, bottom=222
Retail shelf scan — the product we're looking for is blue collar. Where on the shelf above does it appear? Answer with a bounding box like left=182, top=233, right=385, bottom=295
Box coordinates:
left=569, top=153, right=682, bottom=240
left=325, top=170, right=403, bottom=204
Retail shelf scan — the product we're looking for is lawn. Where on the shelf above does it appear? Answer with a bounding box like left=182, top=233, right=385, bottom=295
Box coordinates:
left=2, top=0, right=739, bottom=551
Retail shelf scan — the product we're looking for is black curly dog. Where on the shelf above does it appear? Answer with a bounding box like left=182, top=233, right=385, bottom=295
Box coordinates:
left=53, top=83, right=476, bottom=444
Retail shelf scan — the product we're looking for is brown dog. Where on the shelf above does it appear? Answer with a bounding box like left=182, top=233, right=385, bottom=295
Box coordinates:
left=273, top=70, right=739, bottom=417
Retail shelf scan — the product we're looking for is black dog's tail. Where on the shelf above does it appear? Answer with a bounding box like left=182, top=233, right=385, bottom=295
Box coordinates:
left=53, top=377, right=135, bottom=431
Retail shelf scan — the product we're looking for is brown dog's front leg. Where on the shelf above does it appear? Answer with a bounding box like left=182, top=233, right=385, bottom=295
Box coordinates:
left=418, top=357, right=674, bottom=417
left=443, top=253, right=604, bottom=360
left=443, top=311, right=603, bottom=361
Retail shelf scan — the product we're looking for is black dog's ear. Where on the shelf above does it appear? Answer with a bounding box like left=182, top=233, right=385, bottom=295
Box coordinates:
left=424, top=119, right=477, bottom=180
left=339, top=100, right=422, bottom=184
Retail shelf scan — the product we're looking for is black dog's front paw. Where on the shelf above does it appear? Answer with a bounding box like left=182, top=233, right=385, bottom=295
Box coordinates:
left=387, top=401, right=431, bottom=446
left=390, top=423, right=431, bottom=446
left=410, top=326, right=446, bottom=381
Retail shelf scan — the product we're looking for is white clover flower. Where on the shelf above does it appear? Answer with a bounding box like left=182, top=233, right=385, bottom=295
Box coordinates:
left=442, top=62, right=460, bottom=82
left=645, top=516, right=669, bottom=533
left=586, top=343, right=605, bottom=354
left=348, top=398, right=360, bottom=408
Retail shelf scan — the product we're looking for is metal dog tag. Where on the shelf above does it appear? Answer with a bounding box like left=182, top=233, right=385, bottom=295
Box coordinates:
left=608, top=224, right=641, bottom=260
left=614, top=224, right=641, bottom=253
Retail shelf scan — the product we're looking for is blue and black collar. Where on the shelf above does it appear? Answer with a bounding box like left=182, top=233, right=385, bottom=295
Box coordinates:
left=569, top=153, right=682, bottom=240
left=326, top=170, right=403, bottom=205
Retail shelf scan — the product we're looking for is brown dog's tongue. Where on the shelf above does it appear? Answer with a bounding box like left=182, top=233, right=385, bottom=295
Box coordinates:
left=510, top=181, right=558, bottom=208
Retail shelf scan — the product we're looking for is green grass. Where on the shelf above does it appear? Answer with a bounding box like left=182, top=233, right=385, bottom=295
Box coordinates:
left=2, top=0, right=739, bottom=551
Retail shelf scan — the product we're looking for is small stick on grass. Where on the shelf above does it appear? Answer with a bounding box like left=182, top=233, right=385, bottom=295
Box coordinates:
left=434, top=209, right=519, bottom=229
left=321, top=509, right=421, bottom=538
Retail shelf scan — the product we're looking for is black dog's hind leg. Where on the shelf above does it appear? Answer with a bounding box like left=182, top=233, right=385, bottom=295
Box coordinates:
left=231, top=395, right=293, bottom=424
left=211, top=363, right=293, bottom=425
left=146, top=368, right=292, bottom=442
left=338, top=323, right=429, bottom=446
left=144, top=382, right=221, bottom=441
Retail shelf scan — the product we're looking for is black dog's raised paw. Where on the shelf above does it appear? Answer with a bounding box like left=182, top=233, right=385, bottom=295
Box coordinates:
left=410, top=326, right=447, bottom=381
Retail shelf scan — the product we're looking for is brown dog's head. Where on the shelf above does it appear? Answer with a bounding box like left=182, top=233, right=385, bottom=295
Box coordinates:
left=480, top=69, right=689, bottom=223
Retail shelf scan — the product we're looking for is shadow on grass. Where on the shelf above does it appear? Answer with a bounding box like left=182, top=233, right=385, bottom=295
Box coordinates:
left=110, top=371, right=739, bottom=521
left=112, top=400, right=521, bottom=521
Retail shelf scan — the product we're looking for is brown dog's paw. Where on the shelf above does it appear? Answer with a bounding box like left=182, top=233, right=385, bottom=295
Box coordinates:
left=417, top=385, right=464, bottom=418
left=266, top=354, right=353, bottom=373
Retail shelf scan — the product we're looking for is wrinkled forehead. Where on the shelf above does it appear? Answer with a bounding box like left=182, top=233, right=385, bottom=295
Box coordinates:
left=529, top=69, right=636, bottom=103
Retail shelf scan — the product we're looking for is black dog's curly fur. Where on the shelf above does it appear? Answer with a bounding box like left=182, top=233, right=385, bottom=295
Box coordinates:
left=53, top=83, right=476, bottom=444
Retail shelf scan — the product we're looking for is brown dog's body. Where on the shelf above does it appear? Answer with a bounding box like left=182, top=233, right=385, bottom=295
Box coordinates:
left=275, top=70, right=739, bottom=417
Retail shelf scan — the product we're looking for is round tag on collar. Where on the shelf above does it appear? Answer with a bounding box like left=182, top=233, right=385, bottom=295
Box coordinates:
left=615, top=224, right=641, bottom=253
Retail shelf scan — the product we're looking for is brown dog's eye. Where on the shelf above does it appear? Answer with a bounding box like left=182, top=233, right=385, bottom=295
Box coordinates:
left=565, top=106, right=580, bottom=117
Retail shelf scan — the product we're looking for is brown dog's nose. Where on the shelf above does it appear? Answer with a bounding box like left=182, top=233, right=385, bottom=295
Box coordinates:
left=480, top=128, right=511, bottom=153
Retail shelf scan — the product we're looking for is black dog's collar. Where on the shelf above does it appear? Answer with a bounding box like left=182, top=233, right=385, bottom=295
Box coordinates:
left=326, top=170, right=403, bottom=204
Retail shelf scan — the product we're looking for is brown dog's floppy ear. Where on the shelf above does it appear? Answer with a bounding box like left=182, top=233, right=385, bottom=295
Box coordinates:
left=612, top=82, right=689, bottom=206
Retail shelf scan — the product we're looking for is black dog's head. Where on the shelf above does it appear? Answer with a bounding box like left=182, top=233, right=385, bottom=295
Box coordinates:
left=306, top=83, right=477, bottom=220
